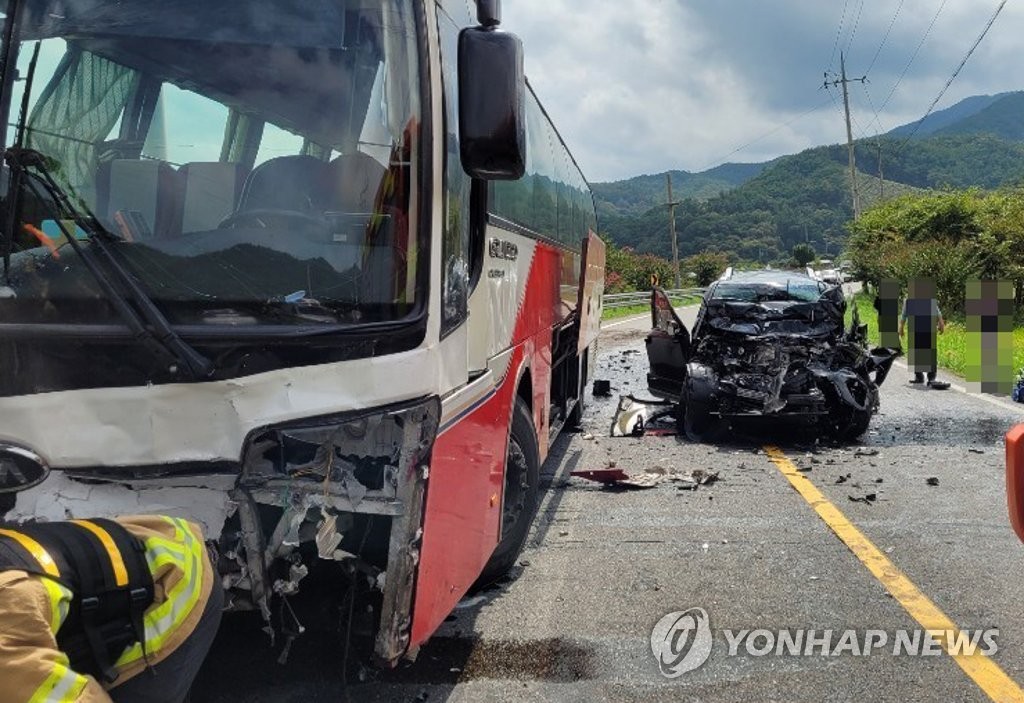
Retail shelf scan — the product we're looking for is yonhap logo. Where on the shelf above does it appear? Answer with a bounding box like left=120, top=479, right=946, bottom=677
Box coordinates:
left=650, top=608, right=713, bottom=678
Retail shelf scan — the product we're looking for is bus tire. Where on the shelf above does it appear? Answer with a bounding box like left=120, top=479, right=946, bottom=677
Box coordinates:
left=475, top=397, right=540, bottom=588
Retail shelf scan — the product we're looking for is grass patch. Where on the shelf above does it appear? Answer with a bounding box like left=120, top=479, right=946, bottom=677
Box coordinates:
left=848, top=292, right=1024, bottom=383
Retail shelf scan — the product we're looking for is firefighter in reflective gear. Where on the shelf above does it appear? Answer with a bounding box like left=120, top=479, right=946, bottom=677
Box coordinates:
left=0, top=515, right=222, bottom=703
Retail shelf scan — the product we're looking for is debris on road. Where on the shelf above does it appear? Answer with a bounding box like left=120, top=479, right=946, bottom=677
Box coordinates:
left=926, top=477, right=940, bottom=487
left=592, top=379, right=613, bottom=397
left=675, top=469, right=720, bottom=491
left=570, top=465, right=719, bottom=491
left=968, top=448, right=985, bottom=454
left=570, top=467, right=630, bottom=483
left=848, top=493, right=877, bottom=505
left=610, top=395, right=677, bottom=437
left=836, top=473, right=852, bottom=484
left=854, top=448, right=880, bottom=457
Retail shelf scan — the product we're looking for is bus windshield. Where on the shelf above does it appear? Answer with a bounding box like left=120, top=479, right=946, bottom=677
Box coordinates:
left=0, top=0, right=422, bottom=328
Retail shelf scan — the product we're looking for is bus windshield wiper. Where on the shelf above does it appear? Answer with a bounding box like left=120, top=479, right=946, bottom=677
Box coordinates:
left=3, top=147, right=215, bottom=379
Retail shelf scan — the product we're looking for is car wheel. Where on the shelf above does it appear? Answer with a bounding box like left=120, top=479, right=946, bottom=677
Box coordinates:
left=840, top=408, right=873, bottom=440
left=475, top=397, right=540, bottom=587
left=682, top=402, right=726, bottom=443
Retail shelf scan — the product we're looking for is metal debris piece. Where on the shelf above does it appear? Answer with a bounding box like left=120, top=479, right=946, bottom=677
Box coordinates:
left=969, top=448, right=985, bottom=454
left=571, top=467, right=630, bottom=484
left=571, top=465, right=717, bottom=491
left=618, top=469, right=670, bottom=489
left=848, top=493, right=877, bottom=505
left=854, top=448, right=880, bottom=457
left=675, top=469, right=720, bottom=491
left=926, top=477, right=939, bottom=487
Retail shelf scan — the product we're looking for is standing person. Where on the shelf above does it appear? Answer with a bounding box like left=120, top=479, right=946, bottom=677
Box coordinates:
left=0, top=514, right=222, bottom=702
left=898, top=278, right=950, bottom=390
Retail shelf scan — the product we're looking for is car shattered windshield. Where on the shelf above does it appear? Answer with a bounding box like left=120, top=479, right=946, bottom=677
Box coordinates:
left=0, top=0, right=422, bottom=328
left=711, top=280, right=826, bottom=304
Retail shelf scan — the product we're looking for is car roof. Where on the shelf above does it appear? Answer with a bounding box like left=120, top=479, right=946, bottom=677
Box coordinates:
left=719, top=270, right=820, bottom=286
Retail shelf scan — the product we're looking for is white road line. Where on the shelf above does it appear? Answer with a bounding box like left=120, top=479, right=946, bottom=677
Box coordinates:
left=602, top=313, right=649, bottom=329
left=891, top=359, right=1024, bottom=415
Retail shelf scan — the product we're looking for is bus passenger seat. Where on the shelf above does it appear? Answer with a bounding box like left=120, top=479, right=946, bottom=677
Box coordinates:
left=234, top=155, right=334, bottom=215
left=330, top=151, right=386, bottom=212
left=178, top=162, right=248, bottom=233
left=96, top=159, right=179, bottom=240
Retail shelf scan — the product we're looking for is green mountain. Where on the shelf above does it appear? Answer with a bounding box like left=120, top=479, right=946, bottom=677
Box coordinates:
left=591, top=161, right=769, bottom=221
left=887, top=92, right=1015, bottom=138
left=931, top=92, right=1024, bottom=142
left=596, top=93, right=1024, bottom=265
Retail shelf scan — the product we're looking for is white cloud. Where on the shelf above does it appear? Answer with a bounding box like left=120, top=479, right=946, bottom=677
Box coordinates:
left=501, top=0, right=1024, bottom=182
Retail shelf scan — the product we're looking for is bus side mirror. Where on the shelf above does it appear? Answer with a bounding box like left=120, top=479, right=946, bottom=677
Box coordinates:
left=458, top=24, right=526, bottom=180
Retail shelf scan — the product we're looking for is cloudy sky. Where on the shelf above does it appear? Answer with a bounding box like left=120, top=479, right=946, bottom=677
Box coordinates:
left=501, top=0, right=1021, bottom=183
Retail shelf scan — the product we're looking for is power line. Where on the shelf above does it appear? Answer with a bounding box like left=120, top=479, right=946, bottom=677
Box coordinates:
left=843, top=0, right=867, bottom=57
left=861, top=82, right=886, bottom=136
left=878, top=0, right=948, bottom=114
left=897, top=0, right=1008, bottom=149
left=828, top=0, right=852, bottom=72
left=826, top=78, right=871, bottom=141
left=825, top=53, right=867, bottom=218
left=694, top=97, right=833, bottom=172
left=865, top=0, right=905, bottom=77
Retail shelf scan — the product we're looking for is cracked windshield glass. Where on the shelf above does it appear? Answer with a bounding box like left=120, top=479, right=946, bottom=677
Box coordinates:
left=0, top=0, right=420, bottom=328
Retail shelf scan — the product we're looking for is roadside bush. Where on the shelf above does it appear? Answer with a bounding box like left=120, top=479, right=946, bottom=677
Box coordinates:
left=847, top=187, right=1024, bottom=316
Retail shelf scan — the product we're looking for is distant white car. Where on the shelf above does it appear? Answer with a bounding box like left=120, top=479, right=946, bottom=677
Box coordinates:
left=820, top=269, right=843, bottom=286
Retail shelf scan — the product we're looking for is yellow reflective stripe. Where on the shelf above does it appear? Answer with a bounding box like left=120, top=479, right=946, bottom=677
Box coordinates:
left=115, top=518, right=206, bottom=666
left=39, top=577, right=72, bottom=634
left=27, top=658, right=88, bottom=703
left=70, top=520, right=129, bottom=587
left=0, top=528, right=61, bottom=578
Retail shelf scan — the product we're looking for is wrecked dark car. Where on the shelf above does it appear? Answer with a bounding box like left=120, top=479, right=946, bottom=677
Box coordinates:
left=646, top=271, right=896, bottom=441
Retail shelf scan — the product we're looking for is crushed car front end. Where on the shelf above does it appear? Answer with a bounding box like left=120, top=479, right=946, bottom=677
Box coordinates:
left=646, top=276, right=896, bottom=441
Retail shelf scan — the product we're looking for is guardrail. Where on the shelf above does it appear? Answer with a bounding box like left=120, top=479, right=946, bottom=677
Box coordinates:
left=603, top=288, right=706, bottom=310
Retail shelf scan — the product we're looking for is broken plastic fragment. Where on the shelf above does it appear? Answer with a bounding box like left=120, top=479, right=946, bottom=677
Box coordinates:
left=315, top=514, right=343, bottom=560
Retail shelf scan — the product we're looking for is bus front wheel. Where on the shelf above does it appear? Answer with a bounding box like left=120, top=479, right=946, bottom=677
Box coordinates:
left=475, top=397, right=540, bottom=588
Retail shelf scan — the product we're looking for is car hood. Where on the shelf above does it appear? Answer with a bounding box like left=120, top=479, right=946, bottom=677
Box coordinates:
left=701, top=298, right=844, bottom=339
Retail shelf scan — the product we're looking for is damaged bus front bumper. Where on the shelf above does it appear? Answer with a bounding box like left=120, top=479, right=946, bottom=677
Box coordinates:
left=5, top=396, right=441, bottom=666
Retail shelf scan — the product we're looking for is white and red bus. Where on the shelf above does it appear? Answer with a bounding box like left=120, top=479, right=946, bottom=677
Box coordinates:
left=0, top=0, right=603, bottom=664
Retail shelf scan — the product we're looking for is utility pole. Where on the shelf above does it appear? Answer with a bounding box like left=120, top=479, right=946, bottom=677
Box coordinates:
left=876, top=139, right=884, bottom=200
left=665, top=173, right=681, bottom=288
left=824, top=52, right=866, bottom=219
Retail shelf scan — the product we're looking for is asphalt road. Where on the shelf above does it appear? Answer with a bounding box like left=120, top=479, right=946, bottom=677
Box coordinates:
left=192, top=300, right=1024, bottom=702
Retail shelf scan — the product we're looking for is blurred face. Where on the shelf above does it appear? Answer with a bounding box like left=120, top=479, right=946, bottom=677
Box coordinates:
left=908, top=278, right=937, bottom=300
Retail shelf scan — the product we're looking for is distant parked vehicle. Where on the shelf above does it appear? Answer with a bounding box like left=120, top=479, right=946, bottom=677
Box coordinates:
left=820, top=269, right=844, bottom=286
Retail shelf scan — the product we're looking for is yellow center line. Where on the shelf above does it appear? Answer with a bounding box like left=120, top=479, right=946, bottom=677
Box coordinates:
left=764, top=445, right=1024, bottom=703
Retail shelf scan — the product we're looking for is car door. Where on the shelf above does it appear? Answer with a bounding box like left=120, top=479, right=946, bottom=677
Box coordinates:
left=645, top=288, right=691, bottom=401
